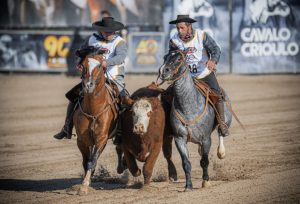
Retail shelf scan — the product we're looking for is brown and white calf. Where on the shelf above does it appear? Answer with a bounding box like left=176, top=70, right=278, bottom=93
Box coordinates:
left=121, top=87, right=177, bottom=186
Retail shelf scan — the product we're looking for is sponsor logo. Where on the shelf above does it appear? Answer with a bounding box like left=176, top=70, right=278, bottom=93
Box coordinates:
left=250, top=0, right=290, bottom=24
left=240, top=0, right=298, bottom=57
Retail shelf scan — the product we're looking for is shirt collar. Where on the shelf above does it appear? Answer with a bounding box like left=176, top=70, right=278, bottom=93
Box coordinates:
left=94, top=33, right=118, bottom=42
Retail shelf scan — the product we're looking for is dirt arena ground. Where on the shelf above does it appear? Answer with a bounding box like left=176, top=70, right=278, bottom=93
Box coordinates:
left=0, top=73, right=299, bottom=204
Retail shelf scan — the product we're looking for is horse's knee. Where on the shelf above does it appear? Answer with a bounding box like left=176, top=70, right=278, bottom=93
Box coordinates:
left=183, top=158, right=192, bottom=172
left=200, top=155, right=209, bottom=168
left=200, top=154, right=209, bottom=181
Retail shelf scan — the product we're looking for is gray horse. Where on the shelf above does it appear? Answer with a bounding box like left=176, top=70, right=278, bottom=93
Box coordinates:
left=159, top=50, right=232, bottom=191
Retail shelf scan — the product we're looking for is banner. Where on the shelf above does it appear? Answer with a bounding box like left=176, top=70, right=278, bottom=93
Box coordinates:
left=232, top=0, right=300, bottom=73
left=0, top=0, right=163, bottom=28
left=163, top=0, right=230, bottom=73
left=127, top=32, right=165, bottom=73
left=0, top=30, right=90, bottom=72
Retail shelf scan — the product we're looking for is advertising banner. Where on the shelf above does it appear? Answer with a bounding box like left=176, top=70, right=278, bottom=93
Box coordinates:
left=0, top=0, right=163, bottom=28
left=127, top=32, right=165, bottom=73
left=0, top=30, right=90, bottom=72
left=163, top=0, right=230, bottom=73
left=232, top=0, right=300, bottom=73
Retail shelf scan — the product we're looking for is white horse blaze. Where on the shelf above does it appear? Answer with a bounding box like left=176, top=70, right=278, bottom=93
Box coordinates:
left=85, top=58, right=101, bottom=92
left=87, top=58, right=100, bottom=75
left=132, top=99, right=152, bottom=134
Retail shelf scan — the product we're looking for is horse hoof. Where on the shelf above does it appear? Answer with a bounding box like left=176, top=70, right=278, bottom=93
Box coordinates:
left=169, top=175, right=178, bottom=182
left=184, top=187, right=193, bottom=192
left=169, top=176, right=178, bottom=182
left=202, top=180, right=211, bottom=188
left=77, top=186, right=89, bottom=195
left=141, top=184, right=157, bottom=192
left=117, top=165, right=125, bottom=174
left=217, top=146, right=225, bottom=159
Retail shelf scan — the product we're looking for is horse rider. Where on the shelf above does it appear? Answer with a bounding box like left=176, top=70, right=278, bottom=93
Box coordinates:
left=168, top=14, right=229, bottom=136
left=53, top=17, right=131, bottom=142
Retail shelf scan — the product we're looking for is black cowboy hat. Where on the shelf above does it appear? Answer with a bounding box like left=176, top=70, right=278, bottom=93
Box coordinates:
left=92, top=17, right=124, bottom=32
left=169, top=15, right=197, bottom=24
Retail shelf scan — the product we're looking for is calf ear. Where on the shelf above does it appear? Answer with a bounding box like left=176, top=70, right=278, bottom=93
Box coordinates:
left=127, top=99, right=135, bottom=107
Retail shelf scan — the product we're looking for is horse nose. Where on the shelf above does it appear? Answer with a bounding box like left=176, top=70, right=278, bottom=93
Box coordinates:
left=133, top=124, right=144, bottom=134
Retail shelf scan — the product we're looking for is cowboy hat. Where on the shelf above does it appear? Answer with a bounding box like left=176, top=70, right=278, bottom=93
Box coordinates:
left=169, top=15, right=197, bottom=24
left=92, top=17, right=125, bottom=32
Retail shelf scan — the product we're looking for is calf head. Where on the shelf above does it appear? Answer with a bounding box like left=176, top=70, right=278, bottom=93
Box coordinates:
left=132, top=98, right=153, bottom=135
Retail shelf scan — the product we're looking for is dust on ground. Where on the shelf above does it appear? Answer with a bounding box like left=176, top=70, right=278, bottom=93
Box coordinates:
left=0, top=74, right=299, bottom=203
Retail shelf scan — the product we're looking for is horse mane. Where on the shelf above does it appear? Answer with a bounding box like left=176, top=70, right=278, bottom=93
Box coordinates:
left=76, top=46, right=105, bottom=59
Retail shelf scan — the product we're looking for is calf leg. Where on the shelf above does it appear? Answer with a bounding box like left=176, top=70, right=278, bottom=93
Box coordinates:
left=200, top=139, right=211, bottom=188
left=162, top=135, right=177, bottom=182
left=123, top=149, right=141, bottom=177
left=143, top=146, right=160, bottom=185
left=174, top=137, right=192, bottom=190
left=116, top=145, right=127, bottom=174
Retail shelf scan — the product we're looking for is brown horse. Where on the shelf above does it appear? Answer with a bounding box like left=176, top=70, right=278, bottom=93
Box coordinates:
left=73, top=52, right=119, bottom=195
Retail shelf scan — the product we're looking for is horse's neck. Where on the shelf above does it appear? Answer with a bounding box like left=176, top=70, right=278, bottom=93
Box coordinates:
left=173, top=67, right=205, bottom=114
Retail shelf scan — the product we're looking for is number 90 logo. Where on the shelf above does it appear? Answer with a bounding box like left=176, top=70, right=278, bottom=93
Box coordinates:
left=44, top=35, right=70, bottom=57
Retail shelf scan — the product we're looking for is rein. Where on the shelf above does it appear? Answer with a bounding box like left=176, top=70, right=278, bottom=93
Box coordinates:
left=158, top=50, right=213, bottom=142
left=156, top=50, right=187, bottom=87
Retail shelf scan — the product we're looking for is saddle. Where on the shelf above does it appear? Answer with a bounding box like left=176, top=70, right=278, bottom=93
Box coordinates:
left=193, top=79, right=220, bottom=106
left=160, top=79, right=221, bottom=113
left=104, top=79, right=121, bottom=117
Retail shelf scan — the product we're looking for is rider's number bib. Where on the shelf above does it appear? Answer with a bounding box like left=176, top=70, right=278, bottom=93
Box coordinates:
left=188, top=64, right=198, bottom=74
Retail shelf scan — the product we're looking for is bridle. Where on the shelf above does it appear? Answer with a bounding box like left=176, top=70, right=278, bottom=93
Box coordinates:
left=157, top=50, right=188, bottom=86
left=78, top=54, right=119, bottom=142
left=82, top=54, right=105, bottom=93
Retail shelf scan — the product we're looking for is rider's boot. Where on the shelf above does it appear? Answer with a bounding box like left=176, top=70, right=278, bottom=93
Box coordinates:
left=216, top=99, right=229, bottom=136
left=113, top=92, right=134, bottom=145
left=53, top=102, right=76, bottom=140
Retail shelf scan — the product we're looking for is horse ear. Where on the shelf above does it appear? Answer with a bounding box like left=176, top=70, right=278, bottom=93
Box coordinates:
left=75, top=46, right=95, bottom=58
left=125, top=97, right=135, bottom=107
left=96, top=49, right=105, bottom=55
